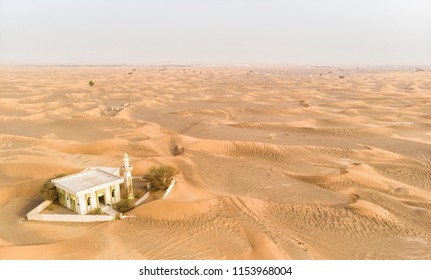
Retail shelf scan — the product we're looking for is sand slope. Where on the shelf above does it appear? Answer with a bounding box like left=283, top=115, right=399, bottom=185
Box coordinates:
left=0, top=66, right=430, bottom=259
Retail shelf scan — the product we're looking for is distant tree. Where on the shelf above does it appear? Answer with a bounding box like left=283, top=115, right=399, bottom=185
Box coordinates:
left=89, top=80, right=95, bottom=87
left=143, top=165, right=178, bottom=191
left=39, top=174, right=65, bottom=201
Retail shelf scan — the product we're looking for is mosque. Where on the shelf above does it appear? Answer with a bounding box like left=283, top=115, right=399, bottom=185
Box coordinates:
left=51, top=153, right=133, bottom=215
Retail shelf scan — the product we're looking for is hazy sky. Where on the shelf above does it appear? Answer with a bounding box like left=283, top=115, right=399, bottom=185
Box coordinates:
left=1, top=0, right=430, bottom=65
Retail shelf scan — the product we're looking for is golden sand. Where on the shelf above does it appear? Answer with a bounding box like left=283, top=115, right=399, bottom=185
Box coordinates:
left=0, top=66, right=430, bottom=259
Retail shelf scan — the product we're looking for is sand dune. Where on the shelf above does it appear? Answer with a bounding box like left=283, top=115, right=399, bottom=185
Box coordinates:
left=0, top=66, right=430, bottom=259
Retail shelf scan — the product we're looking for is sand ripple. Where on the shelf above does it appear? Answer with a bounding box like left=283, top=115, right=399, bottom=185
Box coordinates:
left=1, top=66, right=430, bottom=259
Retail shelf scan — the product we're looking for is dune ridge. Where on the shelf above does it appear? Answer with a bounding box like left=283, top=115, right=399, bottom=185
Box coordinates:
left=0, top=66, right=430, bottom=259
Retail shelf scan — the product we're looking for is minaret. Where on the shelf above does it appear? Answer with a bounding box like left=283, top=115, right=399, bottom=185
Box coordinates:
left=121, top=152, right=134, bottom=199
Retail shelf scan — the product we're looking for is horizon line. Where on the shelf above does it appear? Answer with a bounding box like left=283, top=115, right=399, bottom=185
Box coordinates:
left=0, top=63, right=430, bottom=68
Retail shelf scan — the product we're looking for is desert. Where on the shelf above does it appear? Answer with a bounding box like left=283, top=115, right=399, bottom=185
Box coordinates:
left=0, top=65, right=430, bottom=259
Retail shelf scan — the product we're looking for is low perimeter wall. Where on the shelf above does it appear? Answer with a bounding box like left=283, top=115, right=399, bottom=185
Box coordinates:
left=134, top=192, right=150, bottom=207
left=28, top=213, right=113, bottom=222
left=162, top=178, right=176, bottom=199
left=134, top=178, right=176, bottom=206
left=27, top=200, right=114, bottom=222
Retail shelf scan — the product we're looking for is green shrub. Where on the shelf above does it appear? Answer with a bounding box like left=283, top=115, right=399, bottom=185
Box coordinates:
left=143, top=165, right=178, bottom=191
left=39, top=174, right=65, bottom=201
left=114, top=199, right=133, bottom=213
left=89, top=80, right=95, bottom=87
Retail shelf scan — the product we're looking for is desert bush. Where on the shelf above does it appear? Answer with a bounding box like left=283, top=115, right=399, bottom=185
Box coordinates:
left=89, top=207, right=104, bottom=215
left=89, top=80, right=95, bottom=87
left=143, top=165, right=178, bottom=191
left=39, top=174, right=65, bottom=201
left=173, top=145, right=184, bottom=156
left=114, top=199, right=133, bottom=213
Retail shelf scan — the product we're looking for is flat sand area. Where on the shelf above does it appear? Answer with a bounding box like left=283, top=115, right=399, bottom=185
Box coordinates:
left=0, top=66, right=430, bottom=259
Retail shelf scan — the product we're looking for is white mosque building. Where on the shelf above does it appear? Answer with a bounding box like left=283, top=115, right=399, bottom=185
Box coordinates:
left=51, top=153, right=133, bottom=215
